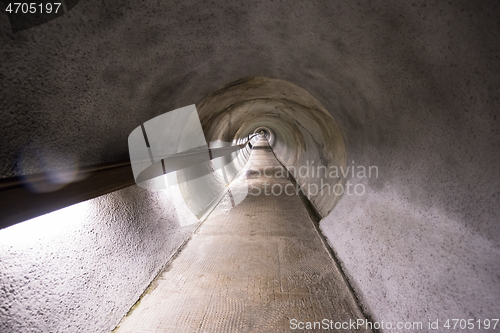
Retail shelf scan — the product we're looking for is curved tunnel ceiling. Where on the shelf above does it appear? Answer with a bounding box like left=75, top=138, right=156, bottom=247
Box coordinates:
left=197, top=77, right=347, bottom=215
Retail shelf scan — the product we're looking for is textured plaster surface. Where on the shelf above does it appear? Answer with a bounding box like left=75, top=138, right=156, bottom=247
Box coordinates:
left=1, top=0, right=499, bottom=332
left=0, top=185, right=197, bottom=332
left=321, top=187, right=500, bottom=330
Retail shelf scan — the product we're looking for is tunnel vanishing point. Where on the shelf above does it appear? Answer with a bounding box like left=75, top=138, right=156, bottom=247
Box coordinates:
left=0, top=1, right=499, bottom=332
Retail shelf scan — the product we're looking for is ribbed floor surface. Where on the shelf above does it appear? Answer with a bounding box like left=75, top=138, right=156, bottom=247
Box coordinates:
left=114, top=139, right=371, bottom=333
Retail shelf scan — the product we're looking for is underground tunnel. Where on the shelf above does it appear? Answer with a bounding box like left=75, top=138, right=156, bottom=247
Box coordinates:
left=0, top=1, right=499, bottom=332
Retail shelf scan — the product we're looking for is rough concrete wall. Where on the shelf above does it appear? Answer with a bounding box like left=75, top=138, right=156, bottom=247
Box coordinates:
left=0, top=185, right=198, bottom=332
left=321, top=190, right=500, bottom=329
left=312, top=2, right=500, bottom=328
left=1, top=0, right=499, bottom=332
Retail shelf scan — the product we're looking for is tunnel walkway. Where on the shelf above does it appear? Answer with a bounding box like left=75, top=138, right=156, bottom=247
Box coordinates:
left=114, top=138, right=371, bottom=333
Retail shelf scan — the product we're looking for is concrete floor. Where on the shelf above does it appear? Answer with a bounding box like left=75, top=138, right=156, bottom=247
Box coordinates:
left=114, top=139, right=370, bottom=333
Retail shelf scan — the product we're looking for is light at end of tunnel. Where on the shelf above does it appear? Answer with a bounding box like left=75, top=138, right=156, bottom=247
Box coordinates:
left=0, top=200, right=91, bottom=246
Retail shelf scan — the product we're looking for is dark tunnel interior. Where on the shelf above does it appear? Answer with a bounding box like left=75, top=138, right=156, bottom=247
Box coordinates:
left=0, top=1, right=499, bottom=332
